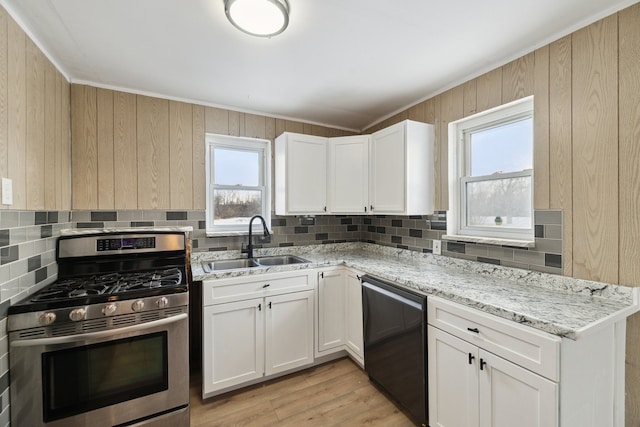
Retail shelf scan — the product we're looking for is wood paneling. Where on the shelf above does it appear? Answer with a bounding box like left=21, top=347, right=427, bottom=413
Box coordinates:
left=228, top=110, right=241, bottom=136
left=533, top=45, right=550, bottom=210
left=619, top=6, right=640, bottom=423
left=501, top=52, right=534, bottom=104
left=137, top=95, right=170, bottom=209
left=61, top=79, right=71, bottom=209
left=0, top=9, right=7, bottom=179
left=71, top=85, right=97, bottom=209
left=244, top=113, right=266, bottom=139
left=192, top=104, right=205, bottom=209
left=6, top=15, right=24, bottom=209
left=476, top=68, right=502, bottom=112
left=437, top=86, right=464, bottom=211
left=463, top=80, right=477, bottom=117
left=97, top=88, right=114, bottom=209
left=113, top=91, right=137, bottom=209
left=25, top=39, right=45, bottom=210
left=44, top=61, right=56, bottom=209
left=571, top=15, right=618, bottom=283
left=205, top=106, right=229, bottom=135
left=549, top=36, right=573, bottom=277
left=408, top=102, right=425, bottom=122
left=169, top=100, right=193, bottom=209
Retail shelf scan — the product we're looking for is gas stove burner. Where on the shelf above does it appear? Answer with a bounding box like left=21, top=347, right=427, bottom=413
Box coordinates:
left=29, top=268, right=184, bottom=303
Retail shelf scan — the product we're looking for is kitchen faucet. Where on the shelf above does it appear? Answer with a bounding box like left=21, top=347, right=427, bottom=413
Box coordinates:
left=242, top=215, right=270, bottom=259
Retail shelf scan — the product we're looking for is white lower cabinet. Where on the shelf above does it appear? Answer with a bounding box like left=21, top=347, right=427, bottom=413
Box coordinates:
left=428, top=295, right=628, bottom=427
left=202, top=271, right=315, bottom=398
left=316, top=267, right=364, bottom=365
left=344, top=268, right=364, bottom=364
left=428, top=326, right=557, bottom=427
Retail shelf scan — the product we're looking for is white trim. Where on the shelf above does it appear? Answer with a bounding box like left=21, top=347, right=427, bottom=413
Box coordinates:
left=205, top=134, right=272, bottom=236
left=448, top=96, right=534, bottom=244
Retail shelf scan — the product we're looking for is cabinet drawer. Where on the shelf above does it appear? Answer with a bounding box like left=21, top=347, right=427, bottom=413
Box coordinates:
left=204, top=271, right=314, bottom=305
left=428, top=296, right=560, bottom=381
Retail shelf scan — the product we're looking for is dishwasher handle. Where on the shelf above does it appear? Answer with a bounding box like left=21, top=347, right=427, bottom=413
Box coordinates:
left=362, top=281, right=423, bottom=310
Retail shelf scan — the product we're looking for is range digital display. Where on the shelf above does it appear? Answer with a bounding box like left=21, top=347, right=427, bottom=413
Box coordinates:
left=96, top=237, right=156, bottom=251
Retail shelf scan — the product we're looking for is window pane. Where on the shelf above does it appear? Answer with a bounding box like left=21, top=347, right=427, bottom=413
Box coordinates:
left=214, top=148, right=260, bottom=186
left=466, top=176, right=532, bottom=229
left=213, top=189, right=262, bottom=225
left=469, top=117, right=532, bottom=176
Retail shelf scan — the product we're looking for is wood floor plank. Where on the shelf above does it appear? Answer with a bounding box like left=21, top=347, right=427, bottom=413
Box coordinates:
left=190, top=358, right=416, bottom=426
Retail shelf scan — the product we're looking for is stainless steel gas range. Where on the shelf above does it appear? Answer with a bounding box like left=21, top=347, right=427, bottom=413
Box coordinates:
left=8, top=231, right=191, bottom=427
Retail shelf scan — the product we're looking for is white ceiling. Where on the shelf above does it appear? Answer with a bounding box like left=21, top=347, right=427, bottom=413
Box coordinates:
left=2, top=0, right=636, bottom=131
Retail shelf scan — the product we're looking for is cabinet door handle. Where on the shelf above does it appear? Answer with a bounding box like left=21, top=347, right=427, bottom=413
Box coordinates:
left=268, top=301, right=272, bottom=309
left=467, top=327, right=480, bottom=333
left=258, top=303, right=262, bottom=311
left=480, top=358, right=487, bottom=370
left=320, top=272, right=324, bottom=279
left=468, top=353, right=475, bottom=365
left=364, top=206, right=367, bottom=212
left=324, top=206, right=327, bottom=212
left=263, top=283, right=270, bottom=288
left=370, top=205, right=374, bottom=211
left=356, top=275, right=362, bottom=281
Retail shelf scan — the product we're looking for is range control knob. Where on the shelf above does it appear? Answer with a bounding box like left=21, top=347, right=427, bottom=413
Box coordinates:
left=131, top=300, right=145, bottom=312
left=39, top=312, right=56, bottom=326
left=69, top=308, right=86, bottom=322
left=102, top=303, right=117, bottom=316
left=156, top=297, right=169, bottom=309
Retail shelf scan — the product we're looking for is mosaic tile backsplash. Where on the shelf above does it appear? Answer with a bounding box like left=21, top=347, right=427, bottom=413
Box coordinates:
left=70, top=208, right=563, bottom=275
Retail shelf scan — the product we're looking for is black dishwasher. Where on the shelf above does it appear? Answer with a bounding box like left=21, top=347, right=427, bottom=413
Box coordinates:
left=362, top=275, right=428, bottom=426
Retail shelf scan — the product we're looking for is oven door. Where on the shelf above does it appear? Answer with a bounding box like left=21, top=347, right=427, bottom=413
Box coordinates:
left=10, top=312, right=189, bottom=427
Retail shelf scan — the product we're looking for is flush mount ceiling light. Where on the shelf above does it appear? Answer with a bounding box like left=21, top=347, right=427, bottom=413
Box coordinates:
left=224, top=0, right=290, bottom=37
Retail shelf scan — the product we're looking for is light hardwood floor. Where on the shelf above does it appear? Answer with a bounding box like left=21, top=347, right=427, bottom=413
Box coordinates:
left=190, top=358, right=416, bottom=426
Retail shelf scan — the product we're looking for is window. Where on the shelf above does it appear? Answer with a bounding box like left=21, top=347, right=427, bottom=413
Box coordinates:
left=447, top=96, right=534, bottom=245
left=205, top=134, right=271, bottom=235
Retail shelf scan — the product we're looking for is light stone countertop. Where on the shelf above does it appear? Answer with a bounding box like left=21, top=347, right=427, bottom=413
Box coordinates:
left=191, top=242, right=639, bottom=340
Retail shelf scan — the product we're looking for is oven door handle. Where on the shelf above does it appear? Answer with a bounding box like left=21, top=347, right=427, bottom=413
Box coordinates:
left=11, top=313, right=188, bottom=347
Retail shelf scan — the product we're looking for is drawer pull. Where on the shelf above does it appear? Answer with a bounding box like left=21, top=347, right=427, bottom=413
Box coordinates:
left=468, top=353, right=475, bottom=365
left=467, top=327, right=480, bottom=333
left=263, top=284, right=270, bottom=288
left=480, top=358, right=487, bottom=370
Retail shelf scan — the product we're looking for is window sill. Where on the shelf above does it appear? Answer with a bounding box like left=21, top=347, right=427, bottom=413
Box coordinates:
left=205, top=229, right=273, bottom=238
left=442, top=234, right=534, bottom=248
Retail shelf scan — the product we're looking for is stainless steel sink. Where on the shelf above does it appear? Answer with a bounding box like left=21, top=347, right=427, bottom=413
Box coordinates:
left=202, top=258, right=260, bottom=272
left=201, top=255, right=309, bottom=272
left=253, top=255, right=310, bottom=266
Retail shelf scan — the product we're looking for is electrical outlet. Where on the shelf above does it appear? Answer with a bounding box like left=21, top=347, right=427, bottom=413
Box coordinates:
left=432, top=239, right=442, bottom=255
left=1, top=178, right=12, bottom=205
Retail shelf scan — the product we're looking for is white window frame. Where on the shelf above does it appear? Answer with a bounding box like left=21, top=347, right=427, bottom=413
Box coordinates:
left=446, top=96, right=534, bottom=246
left=205, top=134, right=271, bottom=236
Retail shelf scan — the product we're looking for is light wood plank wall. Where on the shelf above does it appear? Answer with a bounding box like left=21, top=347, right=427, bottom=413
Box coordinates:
left=0, top=7, right=70, bottom=211
left=364, top=4, right=640, bottom=422
left=70, top=88, right=354, bottom=211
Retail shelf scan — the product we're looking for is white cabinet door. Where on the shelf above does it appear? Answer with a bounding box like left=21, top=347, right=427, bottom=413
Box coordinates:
left=317, top=269, right=346, bottom=353
left=328, top=136, right=369, bottom=214
left=428, top=325, right=480, bottom=427
left=265, top=290, right=315, bottom=375
left=370, top=122, right=406, bottom=213
left=203, top=298, right=264, bottom=395
left=344, top=269, right=364, bottom=363
left=479, top=350, right=558, bottom=427
left=275, top=133, right=327, bottom=215
left=369, top=120, right=434, bottom=215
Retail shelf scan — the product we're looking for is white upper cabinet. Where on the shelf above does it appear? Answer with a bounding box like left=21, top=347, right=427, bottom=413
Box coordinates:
left=370, top=120, right=435, bottom=215
left=275, top=133, right=328, bottom=215
left=275, top=120, right=434, bottom=216
left=328, top=136, right=370, bottom=214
